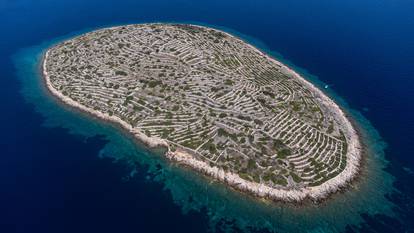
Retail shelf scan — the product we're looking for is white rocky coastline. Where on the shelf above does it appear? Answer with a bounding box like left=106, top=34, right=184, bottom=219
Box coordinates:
left=42, top=24, right=362, bottom=202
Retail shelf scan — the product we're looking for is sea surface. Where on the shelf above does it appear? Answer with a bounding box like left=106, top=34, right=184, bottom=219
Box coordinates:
left=1, top=0, right=414, bottom=233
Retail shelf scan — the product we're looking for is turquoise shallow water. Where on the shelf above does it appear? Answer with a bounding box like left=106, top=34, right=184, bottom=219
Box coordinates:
left=11, top=23, right=400, bottom=233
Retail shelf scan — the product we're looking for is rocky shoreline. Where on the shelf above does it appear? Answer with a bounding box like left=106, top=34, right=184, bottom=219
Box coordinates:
left=41, top=24, right=362, bottom=203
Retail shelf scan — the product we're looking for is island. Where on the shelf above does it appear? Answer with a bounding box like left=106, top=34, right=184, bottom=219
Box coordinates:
left=42, top=23, right=361, bottom=202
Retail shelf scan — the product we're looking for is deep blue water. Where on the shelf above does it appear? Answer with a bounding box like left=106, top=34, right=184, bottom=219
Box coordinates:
left=1, top=0, right=414, bottom=232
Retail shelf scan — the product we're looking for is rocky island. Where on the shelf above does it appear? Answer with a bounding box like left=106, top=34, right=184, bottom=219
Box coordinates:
left=43, top=23, right=361, bottom=202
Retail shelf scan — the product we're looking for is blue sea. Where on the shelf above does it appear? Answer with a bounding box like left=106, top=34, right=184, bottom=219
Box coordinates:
left=1, top=0, right=414, bottom=232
